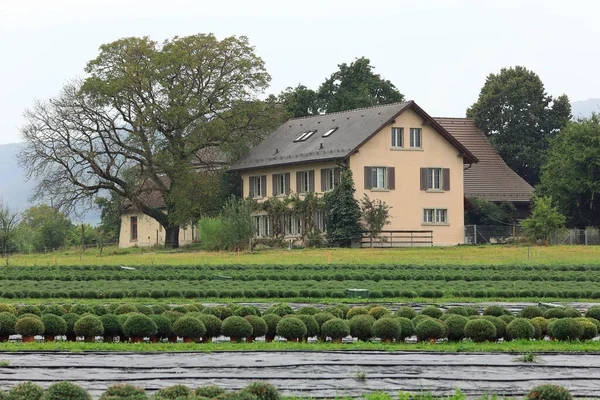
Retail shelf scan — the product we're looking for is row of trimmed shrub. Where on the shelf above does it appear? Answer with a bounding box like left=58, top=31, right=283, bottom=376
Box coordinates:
left=3, top=287, right=600, bottom=299
left=0, top=381, right=575, bottom=400
left=0, top=381, right=280, bottom=400
left=2, top=302, right=600, bottom=343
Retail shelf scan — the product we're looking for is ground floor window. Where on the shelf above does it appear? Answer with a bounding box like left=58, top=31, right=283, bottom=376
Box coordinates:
left=285, top=214, right=302, bottom=236
left=253, top=215, right=270, bottom=237
left=130, top=216, right=138, bottom=241
left=423, top=208, right=448, bottom=224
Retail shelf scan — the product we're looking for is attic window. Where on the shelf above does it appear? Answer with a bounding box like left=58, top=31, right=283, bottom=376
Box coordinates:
left=294, top=130, right=317, bottom=142
left=322, top=127, right=338, bottom=138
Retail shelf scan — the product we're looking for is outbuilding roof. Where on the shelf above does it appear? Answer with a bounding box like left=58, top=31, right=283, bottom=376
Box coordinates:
left=436, top=117, right=534, bottom=203
left=229, top=101, right=478, bottom=171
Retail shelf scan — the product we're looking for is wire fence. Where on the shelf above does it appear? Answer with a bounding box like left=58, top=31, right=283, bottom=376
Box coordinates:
left=465, top=225, right=600, bottom=245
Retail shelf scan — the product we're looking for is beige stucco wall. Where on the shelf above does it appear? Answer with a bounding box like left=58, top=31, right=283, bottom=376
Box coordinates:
left=240, top=161, right=341, bottom=200
left=349, top=108, right=465, bottom=245
left=119, top=213, right=197, bottom=248
left=239, top=108, right=465, bottom=246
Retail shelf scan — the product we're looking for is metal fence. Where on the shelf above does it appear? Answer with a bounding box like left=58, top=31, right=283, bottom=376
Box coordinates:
left=465, top=225, right=600, bottom=245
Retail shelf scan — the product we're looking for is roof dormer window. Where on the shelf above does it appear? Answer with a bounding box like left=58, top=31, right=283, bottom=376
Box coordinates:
left=293, top=130, right=317, bottom=142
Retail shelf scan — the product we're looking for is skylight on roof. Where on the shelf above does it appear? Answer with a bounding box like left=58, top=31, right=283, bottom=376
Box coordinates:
left=322, top=127, right=338, bottom=138
left=293, top=130, right=317, bottom=142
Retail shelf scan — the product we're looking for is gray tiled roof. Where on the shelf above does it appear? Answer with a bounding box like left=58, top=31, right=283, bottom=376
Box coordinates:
left=230, top=101, right=477, bottom=171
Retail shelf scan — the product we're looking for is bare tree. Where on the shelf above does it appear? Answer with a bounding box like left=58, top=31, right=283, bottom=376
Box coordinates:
left=0, top=201, right=20, bottom=260
left=19, top=34, right=284, bottom=247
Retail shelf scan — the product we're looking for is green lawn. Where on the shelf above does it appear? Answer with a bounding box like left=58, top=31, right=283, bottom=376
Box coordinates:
left=7, top=245, right=600, bottom=266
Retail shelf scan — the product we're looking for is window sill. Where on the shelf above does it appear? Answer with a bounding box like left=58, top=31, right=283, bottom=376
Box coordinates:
left=425, top=189, right=445, bottom=193
left=130, top=239, right=138, bottom=242
left=252, top=196, right=265, bottom=200
left=422, top=223, right=450, bottom=226
left=390, top=147, right=423, bottom=151
left=370, top=188, right=390, bottom=192
left=275, top=194, right=288, bottom=198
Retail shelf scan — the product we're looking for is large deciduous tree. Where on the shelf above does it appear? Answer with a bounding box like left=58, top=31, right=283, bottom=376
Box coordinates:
left=19, top=34, right=282, bottom=247
left=467, top=66, right=571, bottom=185
left=538, top=115, right=600, bottom=228
left=0, top=202, right=19, bottom=259
left=279, top=57, right=404, bottom=118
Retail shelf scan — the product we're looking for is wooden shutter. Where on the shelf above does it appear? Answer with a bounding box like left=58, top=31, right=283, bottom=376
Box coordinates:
left=334, top=168, right=341, bottom=185
left=420, top=168, right=427, bottom=191
left=272, top=175, right=278, bottom=196
left=261, top=175, right=267, bottom=197
left=249, top=177, right=255, bottom=197
left=443, top=168, right=450, bottom=191
left=285, top=173, right=291, bottom=195
left=387, top=167, right=395, bottom=190
left=364, top=167, right=372, bottom=189
left=321, top=169, right=327, bottom=192
left=296, top=171, right=301, bottom=193
left=309, top=170, right=315, bottom=192
left=240, top=177, right=244, bottom=198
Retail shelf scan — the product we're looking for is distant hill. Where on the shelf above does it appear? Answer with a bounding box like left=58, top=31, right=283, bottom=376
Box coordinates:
left=571, top=99, right=600, bottom=118
left=0, top=143, right=99, bottom=224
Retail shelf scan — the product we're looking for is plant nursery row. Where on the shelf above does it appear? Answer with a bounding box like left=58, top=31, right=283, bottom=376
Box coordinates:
left=1, top=302, right=599, bottom=344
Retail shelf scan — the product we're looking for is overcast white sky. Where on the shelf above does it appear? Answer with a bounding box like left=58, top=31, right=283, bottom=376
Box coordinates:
left=1, top=0, right=598, bottom=144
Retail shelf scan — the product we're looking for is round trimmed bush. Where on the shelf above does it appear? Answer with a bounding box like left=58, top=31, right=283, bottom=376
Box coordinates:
left=234, top=306, right=259, bottom=317
left=545, top=308, right=567, bottom=319
left=244, top=315, right=268, bottom=338
left=62, top=313, right=79, bottom=337
left=149, top=384, right=191, bottom=399
left=499, top=314, right=516, bottom=324
left=18, top=313, right=41, bottom=320
left=71, top=304, right=94, bottom=315
left=41, top=314, right=67, bottom=337
left=564, top=307, right=582, bottom=318
left=276, top=317, right=307, bottom=341
left=445, top=307, right=468, bottom=317
left=585, top=306, right=600, bottom=320
left=6, top=381, right=44, bottom=400
left=483, top=306, right=507, bottom=317
left=194, top=385, right=226, bottom=398
left=412, top=315, right=432, bottom=326
left=42, top=305, right=66, bottom=316
left=173, top=316, right=206, bottom=339
left=148, top=314, right=172, bottom=339
left=373, top=317, right=401, bottom=341
left=74, top=315, right=104, bottom=338
left=463, top=306, right=480, bottom=316
left=482, top=316, right=507, bottom=339
left=294, top=315, right=319, bottom=338
left=444, top=315, right=469, bottom=341
left=83, top=290, right=100, bottom=299
left=0, top=304, right=15, bottom=314
left=506, top=318, right=535, bottom=340
left=547, top=318, right=584, bottom=341
left=264, top=304, right=294, bottom=317
left=575, top=317, right=598, bottom=340
left=15, top=316, right=44, bottom=337
left=346, top=307, right=369, bottom=319
left=43, top=381, right=91, bottom=400
left=99, top=314, right=122, bottom=339
left=419, top=306, right=442, bottom=319
left=222, top=316, right=253, bottom=340
left=99, top=384, right=146, bottom=400
left=194, top=314, right=221, bottom=338
left=368, top=306, right=391, bottom=320
left=394, top=306, right=417, bottom=319
left=122, top=314, right=157, bottom=339
left=464, top=319, right=497, bottom=342
left=297, top=306, right=320, bottom=315
left=17, top=305, right=41, bottom=316
left=241, top=382, right=281, bottom=400
left=527, top=384, right=573, bottom=400
left=93, top=305, right=108, bottom=316
left=394, top=317, right=415, bottom=340
left=348, top=315, right=375, bottom=341
left=323, top=306, right=344, bottom=318
left=321, top=318, right=350, bottom=340
left=415, top=319, right=446, bottom=341
left=530, top=317, right=550, bottom=338
left=519, top=306, right=545, bottom=319
left=314, top=312, right=335, bottom=328
left=0, top=312, right=17, bottom=337
left=262, top=313, right=281, bottom=338
left=114, top=304, right=138, bottom=315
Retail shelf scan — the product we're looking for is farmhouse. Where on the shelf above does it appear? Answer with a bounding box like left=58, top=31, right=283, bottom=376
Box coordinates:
left=118, top=101, right=533, bottom=248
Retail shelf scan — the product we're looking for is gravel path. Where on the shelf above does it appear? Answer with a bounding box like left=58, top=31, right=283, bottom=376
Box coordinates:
left=1, top=351, right=600, bottom=398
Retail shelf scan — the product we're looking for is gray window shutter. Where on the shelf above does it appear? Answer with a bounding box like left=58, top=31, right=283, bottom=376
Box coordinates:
left=364, top=167, right=372, bottom=189
left=334, top=168, right=341, bottom=185
left=272, top=174, right=277, bottom=196
left=261, top=175, right=267, bottom=197
left=443, top=168, right=450, bottom=191
left=309, top=170, right=315, bottom=192
left=285, top=173, right=291, bottom=195
left=321, top=169, right=327, bottom=192
left=240, top=177, right=244, bottom=198
left=249, top=177, right=255, bottom=197
left=420, top=168, right=427, bottom=191
left=296, top=171, right=301, bottom=193
left=387, top=167, right=395, bottom=190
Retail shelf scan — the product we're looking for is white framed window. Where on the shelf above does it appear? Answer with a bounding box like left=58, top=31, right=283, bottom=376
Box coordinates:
left=274, top=174, right=285, bottom=196
left=253, top=215, right=270, bottom=237
left=284, top=214, right=301, bottom=236
left=325, top=168, right=336, bottom=191
left=410, top=128, right=422, bottom=148
left=371, top=167, right=387, bottom=189
left=423, top=208, right=448, bottom=224
left=253, top=177, right=262, bottom=198
left=427, top=168, right=443, bottom=190
left=301, top=171, right=310, bottom=193
left=391, top=127, right=403, bottom=148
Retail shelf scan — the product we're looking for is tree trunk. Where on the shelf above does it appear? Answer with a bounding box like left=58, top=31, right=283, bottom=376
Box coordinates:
left=165, top=226, right=180, bottom=248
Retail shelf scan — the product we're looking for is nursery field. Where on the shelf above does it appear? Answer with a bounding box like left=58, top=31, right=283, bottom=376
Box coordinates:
left=7, top=244, right=600, bottom=266
left=3, top=262, right=600, bottom=301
